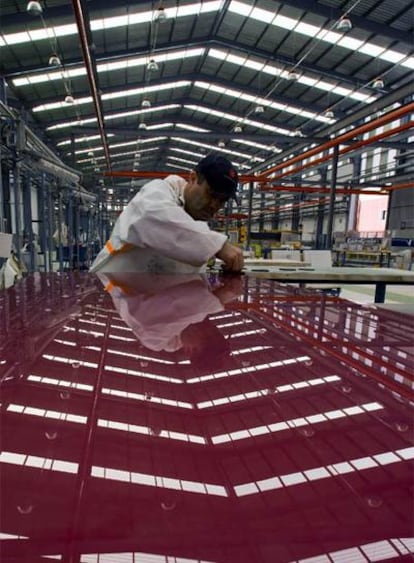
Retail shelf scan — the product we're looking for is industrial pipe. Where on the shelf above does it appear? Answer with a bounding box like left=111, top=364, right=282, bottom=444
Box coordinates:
left=72, top=0, right=111, bottom=171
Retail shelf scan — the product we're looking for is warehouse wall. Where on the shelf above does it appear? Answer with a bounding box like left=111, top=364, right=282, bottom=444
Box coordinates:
left=387, top=187, right=414, bottom=238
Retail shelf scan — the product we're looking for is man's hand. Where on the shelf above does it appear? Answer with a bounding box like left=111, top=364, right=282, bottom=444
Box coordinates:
left=216, top=241, right=244, bottom=272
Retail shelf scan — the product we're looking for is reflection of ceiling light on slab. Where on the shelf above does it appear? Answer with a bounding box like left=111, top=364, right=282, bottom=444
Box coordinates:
left=336, top=17, right=352, bottom=32
left=138, top=122, right=147, bottom=130
left=234, top=124, right=243, bottom=133
left=254, top=105, right=264, bottom=114
left=218, top=140, right=226, bottom=147
left=372, top=77, right=384, bottom=89
left=324, top=108, right=335, bottom=119
left=64, top=94, right=74, bottom=104
left=147, top=60, right=159, bottom=72
left=141, top=98, right=151, bottom=108
left=26, top=1, right=43, bottom=15
left=48, top=54, right=61, bottom=66
left=156, top=7, right=167, bottom=23
left=287, top=69, right=300, bottom=80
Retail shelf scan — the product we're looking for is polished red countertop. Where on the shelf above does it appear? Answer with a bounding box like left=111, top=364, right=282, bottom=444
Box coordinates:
left=0, top=272, right=413, bottom=563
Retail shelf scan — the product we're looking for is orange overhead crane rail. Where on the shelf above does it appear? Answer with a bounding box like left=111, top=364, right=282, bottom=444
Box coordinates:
left=257, top=101, right=414, bottom=181
left=104, top=170, right=259, bottom=183
left=259, top=182, right=414, bottom=194
left=104, top=103, right=413, bottom=191
left=259, top=120, right=414, bottom=183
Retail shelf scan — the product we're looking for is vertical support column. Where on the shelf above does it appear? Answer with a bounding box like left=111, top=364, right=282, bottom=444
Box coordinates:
left=326, top=145, right=339, bottom=249
left=12, top=161, right=22, bottom=259
left=38, top=173, right=46, bottom=269
left=258, top=191, right=265, bottom=231
left=47, top=181, right=54, bottom=272
left=66, top=191, right=74, bottom=269
left=347, top=155, right=361, bottom=232
left=271, top=192, right=279, bottom=230
left=57, top=187, right=64, bottom=272
left=0, top=77, right=8, bottom=104
left=22, top=172, right=35, bottom=271
left=316, top=166, right=327, bottom=249
left=246, top=181, right=254, bottom=249
left=0, top=162, right=10, bottom=232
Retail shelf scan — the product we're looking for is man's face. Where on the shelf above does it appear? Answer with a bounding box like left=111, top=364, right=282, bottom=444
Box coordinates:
left=184, top=171, right=229, bottom=221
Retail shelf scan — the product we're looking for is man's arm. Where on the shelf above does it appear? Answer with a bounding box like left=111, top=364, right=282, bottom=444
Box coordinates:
left=216, top=240, right=244, bottom=272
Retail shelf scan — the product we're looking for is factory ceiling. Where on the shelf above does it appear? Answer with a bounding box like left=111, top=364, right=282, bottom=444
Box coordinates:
left=1, top=0, right=413, bottom=187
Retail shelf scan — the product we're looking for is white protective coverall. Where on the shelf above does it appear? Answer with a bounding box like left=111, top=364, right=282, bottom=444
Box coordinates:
left=96, top=272, right=224, bottom=352
left=90, top=175, right=227, bottom=273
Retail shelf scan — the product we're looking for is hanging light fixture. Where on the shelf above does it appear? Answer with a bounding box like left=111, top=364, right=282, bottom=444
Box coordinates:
left=294, top=128, right=304, bottom=137
left=372, top=77, right=384, bottom=89
left=218, top=140, right=226, bottom=148
left=287, top=69, right=300, bottom=80
left=336, top=17, right=352, bottom=32
left=156, top=6, right=167, bottom=23
left=324, top=108, right=335, bottom=119
left=64, top=94, right=74, bottom=104
left=138, top=122, right=147, bottom=130
left=141, top=98, right=151, bottom=108
left=233, top=124, right=243, bottom=133
left=48, top=54, right=61, bottom=66
left=26, top=1, right=43, bottom=16
left=147, top=59, right=159, bottom=72
left=254, top=104, right=265, bottom=114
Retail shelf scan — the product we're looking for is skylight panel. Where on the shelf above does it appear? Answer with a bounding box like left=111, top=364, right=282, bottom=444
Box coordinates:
left=295, top=22, right=321, bottom=36
left=273, top=14, right=296, bottom=30
left=228, top=1, right=412, bottom=69
left=337, top=36, right=364, bottom=51
left=1, top=3, right=219, bottom=47
left=92, top=15, right=129, bottom=31
left=183, top=0, right=222, bottom=16
left=177, top=123, right=210, bottom=132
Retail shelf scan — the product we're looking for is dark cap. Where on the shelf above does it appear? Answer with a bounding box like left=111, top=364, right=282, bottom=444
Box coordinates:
left=195, top=153, right=239, bottom=202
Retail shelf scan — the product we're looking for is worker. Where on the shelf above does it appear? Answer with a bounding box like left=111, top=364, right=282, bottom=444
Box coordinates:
left=90, top=153, right=244, bottom=273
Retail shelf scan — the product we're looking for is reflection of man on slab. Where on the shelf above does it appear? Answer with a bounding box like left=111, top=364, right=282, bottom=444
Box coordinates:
left=96, top=272, right=243, bottom=370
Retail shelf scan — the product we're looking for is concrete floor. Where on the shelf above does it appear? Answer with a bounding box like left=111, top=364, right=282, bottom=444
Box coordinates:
left=339, top=283, right=414, bottom=305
